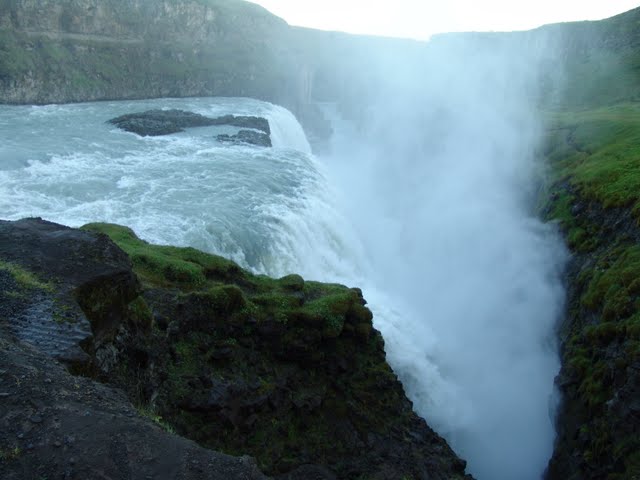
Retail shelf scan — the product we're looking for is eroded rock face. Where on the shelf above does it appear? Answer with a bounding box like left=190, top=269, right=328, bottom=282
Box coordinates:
left=0, top=219, right=472, bottom=480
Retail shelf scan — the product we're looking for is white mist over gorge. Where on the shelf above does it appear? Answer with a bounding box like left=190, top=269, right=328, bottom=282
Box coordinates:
left=0, top=35, right=567, bottom=480
left=316, top=35, right=568, bottom=480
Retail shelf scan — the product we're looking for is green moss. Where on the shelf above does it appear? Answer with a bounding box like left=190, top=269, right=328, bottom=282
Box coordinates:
left=0, top=446, right=22, bottom=462
left=583, top=245, right=640, bottom=321
left=610, top=438, right=640, bottom=479
left=297, top=292, right=351, bottom=338
left=136, top=404, right=176, bottom=434
left=167, top=339, right=202, bottom=399
left=0, top=29, right=34, bottom=78
left=127, top=296, right=153, bottom=329
left=80, top=224, right=371, bottom=344
left=543, top=102, right=640, bottom=478
left=277, top=274, right=305, bottom=291
left=81, top=222, right=410, bottom=476
left=0, top=260, right=53, bottom=293
left=82, top=223, right=241, bottom=289
left=546, top=105, right=640, bottom=222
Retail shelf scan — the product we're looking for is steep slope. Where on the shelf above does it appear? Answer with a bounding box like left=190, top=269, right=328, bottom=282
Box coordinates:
left=542, top=105, right=640, bottom=479
left=536, top=7, right=640, bottom=108
left=533, top=13, right=640, bottom=480
left=0, top=0, right=294, bottom=104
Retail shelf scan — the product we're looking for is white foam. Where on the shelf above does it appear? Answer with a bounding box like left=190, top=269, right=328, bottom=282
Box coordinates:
left=266, top=104, right=312, bottom=155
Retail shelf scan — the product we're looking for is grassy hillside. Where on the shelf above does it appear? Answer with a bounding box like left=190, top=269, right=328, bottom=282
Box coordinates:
left=543, top=104, right=640, bottom=479
left=540, top=7, right=640, bottom=108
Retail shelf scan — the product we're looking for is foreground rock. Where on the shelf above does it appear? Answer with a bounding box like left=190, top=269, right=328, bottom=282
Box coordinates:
left=109, top=109, right=271, bottom=137
left=0, top=217, right=145, bottom=374
left=0, top=333, right=267, bottom=480
left=0, top=218, right=471, bottom=480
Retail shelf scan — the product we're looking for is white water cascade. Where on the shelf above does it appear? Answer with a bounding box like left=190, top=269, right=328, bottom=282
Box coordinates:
left=266, top=104, right=312, bottom=155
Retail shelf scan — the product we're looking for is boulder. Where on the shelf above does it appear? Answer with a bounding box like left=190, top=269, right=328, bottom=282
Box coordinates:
left=108, top=109, right=271, bottom=137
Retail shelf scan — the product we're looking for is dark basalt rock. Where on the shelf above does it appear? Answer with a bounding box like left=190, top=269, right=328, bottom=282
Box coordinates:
left=108, top=109, right=209, bottom=136
left=0, top=218, right=145, bottom=374
left=0, top=219, right=472, bottom=480
left=213, top=114, right=271, bottom=135
left=108, top=109, right=271, bottom=137
left=0, top=334, right=267, bottom=480
left=217, top=129, right=272, bottom=147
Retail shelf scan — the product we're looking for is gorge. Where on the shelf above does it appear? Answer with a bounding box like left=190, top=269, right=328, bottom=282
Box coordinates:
left=1, top=1, right=640, bottom=479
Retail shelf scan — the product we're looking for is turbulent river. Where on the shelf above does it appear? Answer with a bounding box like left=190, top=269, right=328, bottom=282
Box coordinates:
left=0, top=97, right=567, bottom=480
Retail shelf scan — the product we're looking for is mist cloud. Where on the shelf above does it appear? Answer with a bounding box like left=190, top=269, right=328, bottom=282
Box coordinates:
left=320, top=33, right=567, bottom=480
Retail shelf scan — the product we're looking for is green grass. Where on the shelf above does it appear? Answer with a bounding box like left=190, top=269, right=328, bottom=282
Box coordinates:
left=543, top=102, right=640, bottom=478
left=79, top=220, right=396, bottom=475
left=136, top=404, right=176, bottom=434
left=0, top=260, right=53, bottom=293
left=80, top=223, right=369, bottom=338
left=82, top=223, right=241, bottom=289
left=546, top=104, right=640, bottom=217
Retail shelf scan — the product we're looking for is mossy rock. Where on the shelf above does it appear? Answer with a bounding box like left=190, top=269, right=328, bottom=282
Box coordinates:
left=82, top=222, right=467, bottom=479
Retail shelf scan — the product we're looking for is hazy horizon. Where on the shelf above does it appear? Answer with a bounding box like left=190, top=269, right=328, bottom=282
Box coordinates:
left=248, top=0, right=639, bottom=40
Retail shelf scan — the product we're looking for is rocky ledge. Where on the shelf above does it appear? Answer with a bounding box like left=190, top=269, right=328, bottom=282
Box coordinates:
left=0, top=218, right=471, bottom=480
left=109, top=110, right=271, bottom=140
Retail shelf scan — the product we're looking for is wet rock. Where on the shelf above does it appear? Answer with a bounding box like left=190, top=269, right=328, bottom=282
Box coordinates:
left=212, top=114, right=270, bottom=134
left=217, top=129, right=272, bottom=147
left=108, top=110, right=270, bottom=137
left=109, top=109, right=214, bottom=136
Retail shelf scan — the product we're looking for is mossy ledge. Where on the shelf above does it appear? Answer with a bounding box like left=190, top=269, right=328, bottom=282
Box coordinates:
left=82, top=222, right=470, bottom=479
left=542, top=105, right=640, bottom=480
left=0, top=218, right=471, bottom=480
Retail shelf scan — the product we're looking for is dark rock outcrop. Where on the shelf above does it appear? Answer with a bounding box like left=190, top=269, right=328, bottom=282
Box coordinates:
left=109, top=109, right=215, bottom=136
left=0, top=332, right=267, bottom=480
left=0, top=217, right=147, bottom=374
left=0, top=218, right=472, bottom=480
left=217, top=129, right=272, bottom=147
left=108, top=109, right=271, bottom=137
left=213, top=115, right=271, bottom=134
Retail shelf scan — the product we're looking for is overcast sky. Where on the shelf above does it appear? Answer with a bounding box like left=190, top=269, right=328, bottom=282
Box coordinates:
left=248, top=0, right=640, bottom=39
